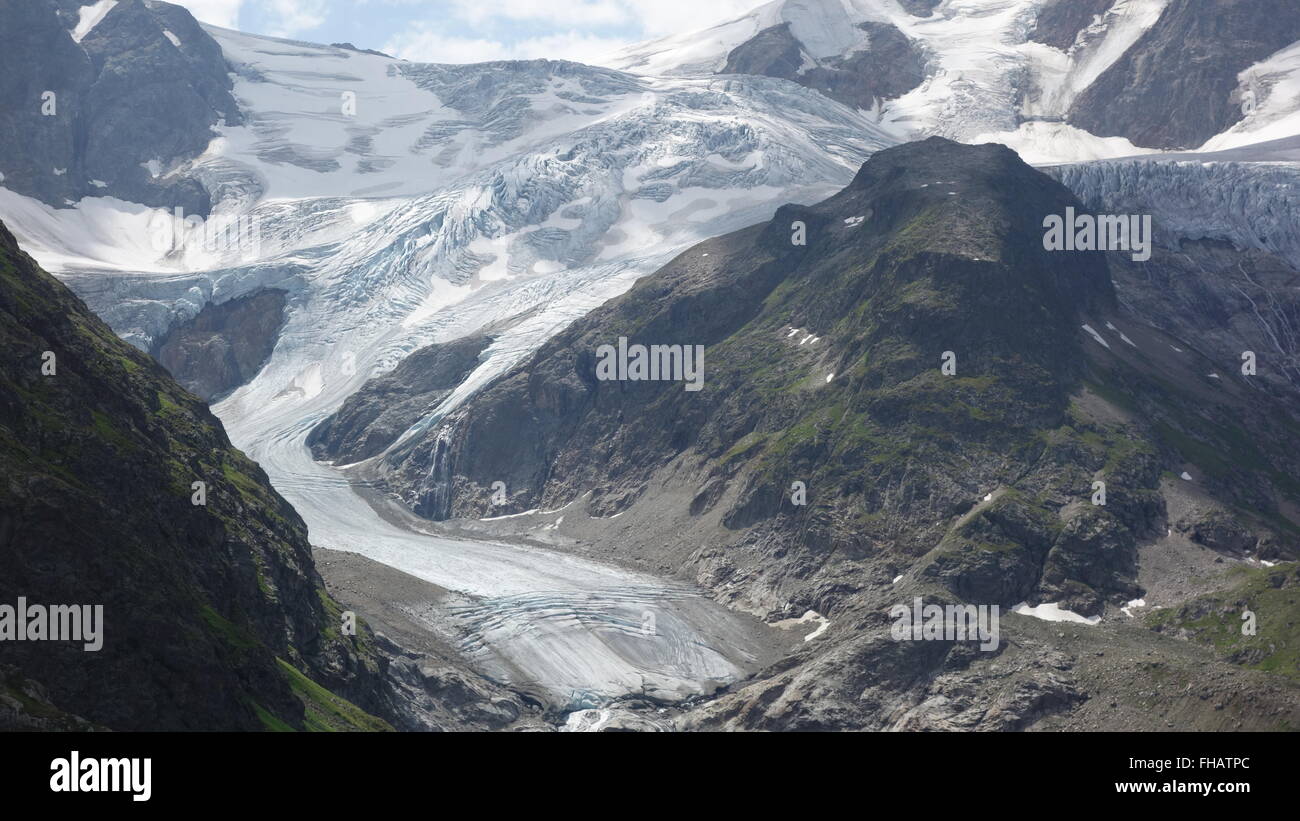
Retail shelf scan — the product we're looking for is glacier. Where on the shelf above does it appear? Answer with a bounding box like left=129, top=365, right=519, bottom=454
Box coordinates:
left=0, top=26, right=892, bottom=710
left=1049, top=141, right=1300, bottom=272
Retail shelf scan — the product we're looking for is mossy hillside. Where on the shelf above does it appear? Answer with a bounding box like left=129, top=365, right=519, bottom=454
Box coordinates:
left=687, top=145, right=1116, bottom=567
left=276, top=659, right=394, bottom=732
left=1084, top=341, right=1300, bottom=543
left=644, top=142, right=1106, bottom=493
left=914, top=405, right=1159, bottom=614
left=1147, top=563, right=1300, bottom=680
left=0, top=220, right=387, bottom=731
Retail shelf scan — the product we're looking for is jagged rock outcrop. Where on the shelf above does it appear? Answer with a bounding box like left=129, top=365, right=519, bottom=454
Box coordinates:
left=1028, top=0, right=1114, bottom=50
left=720, top=21, right=925, bottom=110
left=719, top=23, right=804, bottom=81
left=0, top=664, right=97, bottom=730
left=151, top=288, right=287, bottom=401
left=309, top=332, right=490, bottom=465
left=0, top=0, right=241, bottom=211
left=1068, top=0, right=1300, bottom=149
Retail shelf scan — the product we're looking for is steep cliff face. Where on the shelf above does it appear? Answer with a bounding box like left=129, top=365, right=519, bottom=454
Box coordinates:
left=1049, top=157, right=1300, bottom=404
left=0, top=220, right=388, bottom=731
left=1028, top=0, right=1115, bottom=50
left=0, top=0, right=241, bottom=212
left=308, top=332, right=491, bottom=466
left=720, top=21, right=926, bottom=111
left=1068, top=0, right=1300, bottom=149
left=151, top=288, right=287, bottom=402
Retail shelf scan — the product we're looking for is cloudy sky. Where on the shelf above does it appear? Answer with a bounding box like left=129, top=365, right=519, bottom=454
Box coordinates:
left=168, top=0, right=761, bottom=64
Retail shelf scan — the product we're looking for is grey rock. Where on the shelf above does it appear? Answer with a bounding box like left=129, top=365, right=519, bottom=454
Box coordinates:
left=1067, top=0, right=1300, bottom=149
left=308, top=332, right=491, bottom=465
left=720, top=21, right=926, bottom=111
left=1177, top=507, right=1259, bottom=555
left=1028, top=0, right=1113, bottom=50
left=151, top=288, right=287, bottom=401
left=897, top=0, right=941, bottom=17
left=0, top=0, right=242, bottom=212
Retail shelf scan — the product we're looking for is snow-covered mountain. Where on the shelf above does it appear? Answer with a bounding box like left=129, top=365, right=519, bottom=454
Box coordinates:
left=608, top=0, right=1300, bottom=163
left=6, top=24, right=892, bottom=344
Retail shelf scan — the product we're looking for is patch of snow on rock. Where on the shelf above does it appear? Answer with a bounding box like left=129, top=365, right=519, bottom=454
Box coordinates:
left=1121, top=598, right=1146, bottom=617
left=1012, top=601, right=1101, bottom=626
left=1082, top=324, right=1111, bottom=349
left=72, top=0, right=118, bottom=44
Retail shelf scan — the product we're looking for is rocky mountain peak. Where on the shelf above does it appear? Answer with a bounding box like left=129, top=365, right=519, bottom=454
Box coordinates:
left=362, top=140, right=1124, bottom=535
left=0, top=0, right=241, bottom=212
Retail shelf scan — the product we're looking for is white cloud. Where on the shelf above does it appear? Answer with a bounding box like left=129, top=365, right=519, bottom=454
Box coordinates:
left=379, top=0, right=761, bottom=65
left=173, top=0, right=766, bottom=64
left=264, top=0, right=330, bottom=37
left=616, top=0, right=759, bottom=37
left=374, top=0, right=760, bottom=39
left=168, top=0, right=328, bottom=36
left=447, top=0, right=633, bottom=28
left=166, top=0, right=244, bottom=28
left=384, top=27, right=632, bottom=64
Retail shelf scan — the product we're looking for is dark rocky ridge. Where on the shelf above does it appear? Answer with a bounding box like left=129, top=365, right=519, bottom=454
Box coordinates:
left=151, top=287, right=287, bottom=402
left=897, top=0, right=941, bottom=17
left=331, top=42, right=395, bottom=59
left=1068, top=0, right=1300, bottom=149
left=0, top=0, right=241, bottom=212
left=309, top=332, right=491, bottom=465
left=0, top=219, right=390, bottom=730
left=719, top=23, right=804, bottom=82
left=1028, top=0, right=1114, bottom=51
left=380, top=138, right=1148, bottom=609
left=719, top=21, right=926, bottom=110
